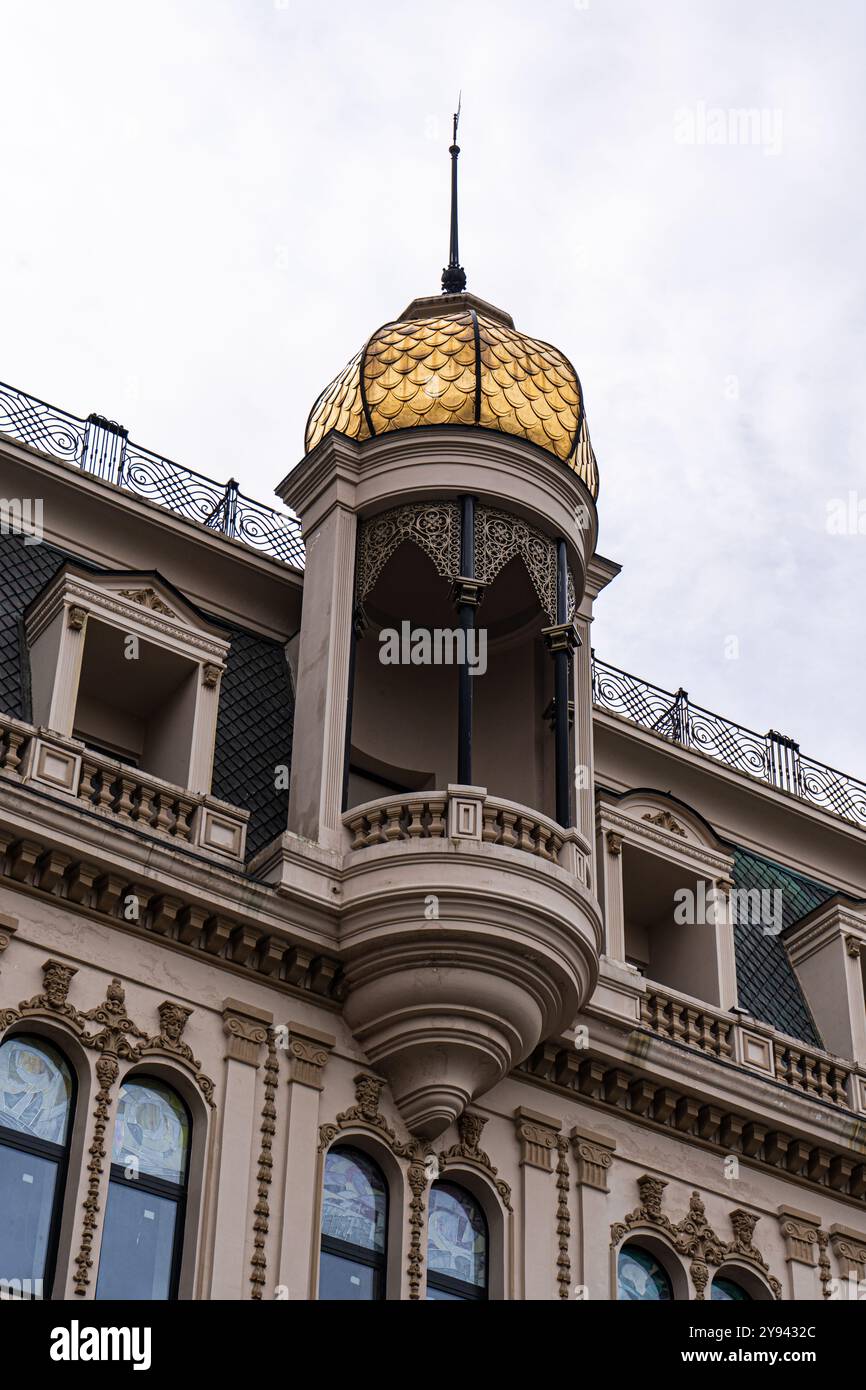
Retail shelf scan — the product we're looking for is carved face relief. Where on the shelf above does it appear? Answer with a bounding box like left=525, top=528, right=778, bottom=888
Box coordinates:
left=157, top=1002, right=192, bottom=1045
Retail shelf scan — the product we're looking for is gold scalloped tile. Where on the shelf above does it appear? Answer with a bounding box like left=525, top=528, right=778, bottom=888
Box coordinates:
left=304, top=307, right=599, bottom=497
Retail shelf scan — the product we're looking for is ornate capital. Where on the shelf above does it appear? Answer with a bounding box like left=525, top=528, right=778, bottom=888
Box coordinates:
left=67, top=604, right=88, bottom=630
left=570, top=1125, right=615, bottom=1191
left=829, top=1224, right=866, bottom=1279
left=450, top=576, right=486, bottom=609
left=542, top=621, right=581, bottom=656
left=777, top=1206, right=821, bottom=1265
left=845, top=935, right=862, bottom=959
left=0, top=914, right=17, bottom=968
left=285, top=1020, right=336, bottom=1089
left=202, top=662, right=222, bottom=688
left=606, top=830, right=624, bottom=856
left=222, top=998, right=273, bottom=1066
left=513, top=1106, right=560, bottom=1171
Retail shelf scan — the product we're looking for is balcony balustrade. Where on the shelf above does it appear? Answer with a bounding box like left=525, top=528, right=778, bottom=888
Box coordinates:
left=639, top=981, right=862, bottom=1114
left=343, top=787, right=590, bottom=886
left=0, top=713, right=248, bottom=863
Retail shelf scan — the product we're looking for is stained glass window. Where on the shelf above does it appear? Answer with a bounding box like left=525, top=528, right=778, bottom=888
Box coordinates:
left=0, top=1035, right=73, bottom=1146
left=617, top=1244, right=674, bottom=1301
left=319, top=1147, right=387, bottom=1300
left=712, top=1275, right=750, bottom=1301
left=0, top=1034, right=75, bottom=1291
left=426, top=1183, right=488, bottom=1300
left=111, top=1079, right=190, bottom=1184
left=96, top=1076, right=190, bottom=1301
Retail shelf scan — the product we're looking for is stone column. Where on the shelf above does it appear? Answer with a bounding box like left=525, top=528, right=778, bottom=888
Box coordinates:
left=188, top=662, right=224, bottom=793
left=714, top=876, right=738, bottom=1010
left=776, top=1206, right=826, bottom=1299
left=513, top=1106, right=561, bottom=1300
left=287, top=505, right=358, bottom=849
left=571, top=1124, right=616, bottom=1300
left=276, top=1021, right=336, bottom=1300
left=208, top=999, right=272, bottom=1300
left=48, top=605, right=89, bottom=734
left=600, top=830, right=626, bottom=961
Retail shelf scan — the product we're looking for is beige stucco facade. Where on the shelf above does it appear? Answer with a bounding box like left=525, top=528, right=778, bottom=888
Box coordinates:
left=1, top=300, right=865, bottom=1303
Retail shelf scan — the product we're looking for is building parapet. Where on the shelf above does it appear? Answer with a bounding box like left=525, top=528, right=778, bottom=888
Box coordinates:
left=0, top=377, right=305, bottom=569
left=593, top=655, right=866, bottom=835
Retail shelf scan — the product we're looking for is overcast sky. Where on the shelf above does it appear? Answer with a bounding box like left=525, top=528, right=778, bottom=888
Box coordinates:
left=2, top=0, right=865, bottom=777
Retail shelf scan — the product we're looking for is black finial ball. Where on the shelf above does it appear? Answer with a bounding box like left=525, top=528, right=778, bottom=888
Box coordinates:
left=442, top=265, right=467, bottom=294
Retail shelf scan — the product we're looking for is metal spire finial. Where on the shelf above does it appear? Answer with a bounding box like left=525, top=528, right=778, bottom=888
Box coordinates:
left=441, top=95, right=467, bottom=294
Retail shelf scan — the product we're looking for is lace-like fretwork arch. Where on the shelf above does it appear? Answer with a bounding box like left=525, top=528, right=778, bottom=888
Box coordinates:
left=475, top=507, right=575, bottom=624
left=356, top=502, right=461, bottom=603
left=356, top=500, right=575, bottom=623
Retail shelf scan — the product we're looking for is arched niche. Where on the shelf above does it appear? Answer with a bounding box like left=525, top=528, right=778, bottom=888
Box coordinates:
left=349, top=507, right=567, bottom=817
left=313, top=1129, right=407, bottom=1302
left=427, top=1162, right=513, bottom=1301
left=611, top=1229, right=691, bottom=1301
left=110, top=1058, right=214, bottom=1302
left=0, top=1017, right=92, bottom=1300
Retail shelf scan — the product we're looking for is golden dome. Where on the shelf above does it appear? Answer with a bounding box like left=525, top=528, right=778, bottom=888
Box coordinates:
left=305, top=293, right=599, bottom=497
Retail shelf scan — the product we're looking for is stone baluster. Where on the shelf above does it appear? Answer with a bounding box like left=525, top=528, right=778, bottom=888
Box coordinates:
left=113, top=776, right=137, bottom=819
left=152, top=792, right=175, bottom=834
left=365, top=808, right=386, bottom=845
left=174, top=798, right=194, bottom=842
left=427, top=798, right=446, bottom=837
left=481, top=805, right=499, bottom=843
left=406, top=800, right=425, bottom=838
left=347, top=814, right=369, bottom=850
left=499, top=810, right=517, bottom=848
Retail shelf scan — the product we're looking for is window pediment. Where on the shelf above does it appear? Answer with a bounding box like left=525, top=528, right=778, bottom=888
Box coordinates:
left=24, top=565, right=230, bottom=797
left=26, top=566, right=229, bottom=667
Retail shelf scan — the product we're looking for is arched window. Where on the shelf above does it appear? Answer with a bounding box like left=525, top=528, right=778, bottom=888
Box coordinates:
left=95, top=1076, right=190, bottom=1301
left=426, top=1182, right=488, bottom=1301
left=319, top=1145, right=388, bottom=1300
left=617, top=1243, right=674, bottom=1301
left=712, top=1275, right=750, bottom=1301
left=0, top=1034, right=74, bottom=1294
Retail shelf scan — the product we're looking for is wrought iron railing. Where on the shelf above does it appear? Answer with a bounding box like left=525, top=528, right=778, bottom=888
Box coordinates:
left=0, top=380, right=305, bottom=568
left=592, top=656, right=866, bottom=831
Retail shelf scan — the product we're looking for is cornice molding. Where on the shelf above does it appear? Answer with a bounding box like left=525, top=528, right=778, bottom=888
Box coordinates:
left=518, top=1040, right=866, bottom=1209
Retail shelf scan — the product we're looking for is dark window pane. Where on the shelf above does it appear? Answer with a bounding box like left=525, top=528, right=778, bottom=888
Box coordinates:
left=319, top=1250, right=381, bottom=1301
left=0, top=1036, right=73, bottom=1146
left=617, top=1245, right=673, bottom=1301
left=95, top=1182, right=178, bottom=1301
left=321, top=1148, right=387, bottom=1254
left=427, top=1184, right=487, bottom=1289
left=112, top=1080, right=189, bottom=1184
left=0, top=1145, right=58, bottom=1285
left=426, top=1284, right=465, bottom=1300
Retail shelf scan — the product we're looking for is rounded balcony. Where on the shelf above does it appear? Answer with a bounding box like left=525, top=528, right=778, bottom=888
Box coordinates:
left=339, top=786, right=602, bottom=1138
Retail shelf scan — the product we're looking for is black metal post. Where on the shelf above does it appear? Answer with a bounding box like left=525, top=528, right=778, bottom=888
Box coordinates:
left=457, top=494, right=476, bottom=785
left=554, top=539, right=571, bottom=828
